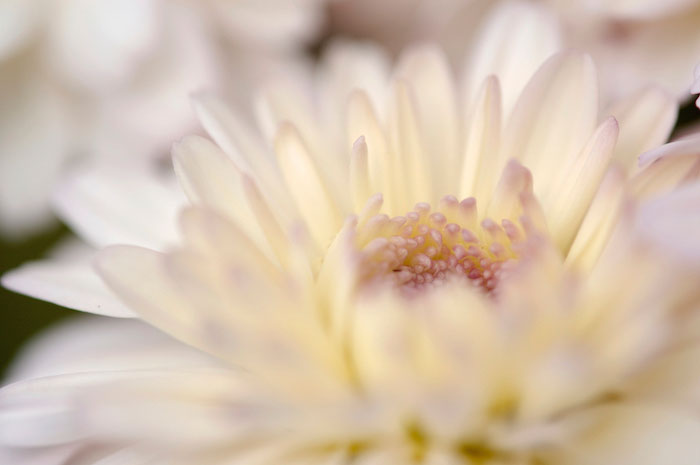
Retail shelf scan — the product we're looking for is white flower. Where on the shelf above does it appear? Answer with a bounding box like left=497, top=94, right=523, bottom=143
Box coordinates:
left=0, top=0, right=324, bottom=237
left=3, top=12, right=700, bottom=465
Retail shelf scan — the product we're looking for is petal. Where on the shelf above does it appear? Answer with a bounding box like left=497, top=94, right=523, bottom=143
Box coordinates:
left=550, top=404, right=700, bottom=465
left=631, top=135, right=700, bottom=198
left=396, top=45, right=459, bottom=193
left=172, top=135, right=279, bottom=259
left=6, top=316, right=216, bottom=384
left=543, top=117, right=619, bottom=251
left=634, top=182, right=700, bottom=266
left=566, top=167, right=627, bottom=269
left=2, top=259, right=135, bottom=318
left=502, top=52, right=599, bottom=203
left=52, top=161, right=184, bottom=250
left=0, top=372, right=134, bottom=447
left=607, top=86, right=678, bottom=172
left=459, top=76, right=503, bottom=203
left=462, top=0, right=562, bottom=118
left=95, top=242, right=337, bottom=383
left=274, top=123, right=343, bottom=248
left=191, top=93, right=290, bottom=213
left=387, top=80, right=432, bottom=210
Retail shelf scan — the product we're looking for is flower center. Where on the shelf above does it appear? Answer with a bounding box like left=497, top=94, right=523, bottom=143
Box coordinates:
left=356, top=195, right=526, bottom=295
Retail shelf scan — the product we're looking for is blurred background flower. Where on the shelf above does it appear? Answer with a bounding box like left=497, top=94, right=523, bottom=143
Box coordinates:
left=0, top=0, right=324, bottom=237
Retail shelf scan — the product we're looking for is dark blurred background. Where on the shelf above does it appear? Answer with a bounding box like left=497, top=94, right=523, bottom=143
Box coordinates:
left=1, top=98, right=699, bottom=379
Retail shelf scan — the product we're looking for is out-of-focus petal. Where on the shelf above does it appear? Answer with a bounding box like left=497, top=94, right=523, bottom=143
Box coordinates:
left=5, top=316, right=217, bottom=384
left=635, top=182, right=700, bottom=265
left=462, top=0, right=562, bottom=117
left=549, top=404, right=700, bottom=465
left=2, top=259, right=135, bottom=318
left=52, top=161, right=184, bottom=250
left=608, top=86, right=678, bottom=172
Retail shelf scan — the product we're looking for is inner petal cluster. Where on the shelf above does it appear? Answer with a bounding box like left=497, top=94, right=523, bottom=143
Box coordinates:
left=356, top=195, right=527, bottom=294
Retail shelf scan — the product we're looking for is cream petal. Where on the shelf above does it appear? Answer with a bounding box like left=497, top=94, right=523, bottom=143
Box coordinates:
left=191, top=93, right=291, bottom=216
left=462, top=0, right=562, bottom=118
left=459, top=76, right=502, bottom=203
left=543, top=117, right=619, bottom=252
left=172, top=135, right=277, bottom=258
left=566, top=167, right=627, bottom=269
left=318, top=39, right=391, bottom=142
left=95, top=243, right=336, bottom=384
left=274, top=123, right=343, bottom=249
left=549, top=404, right=700, bottom=465
left=387, top=80, right=432, bottom=209
left=2, top=259, right=134, bottom=318
left=346, top=90, right=396, bottom=211
left=396, top=45, right=459, bottom=193
left=607, top=86, right=678, bottom=172
left=52, top=162, right=183, bottom=251
left=503, top=51, right=598, bottom=198
left=350, top=137, right=372, bottom=212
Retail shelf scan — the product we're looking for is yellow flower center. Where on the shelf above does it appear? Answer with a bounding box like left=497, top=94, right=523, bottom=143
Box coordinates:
left=356, top=195, right=525, bottom=294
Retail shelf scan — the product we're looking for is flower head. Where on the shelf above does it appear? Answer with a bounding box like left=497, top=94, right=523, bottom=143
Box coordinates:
left=3, top=31, right=700, bottom=465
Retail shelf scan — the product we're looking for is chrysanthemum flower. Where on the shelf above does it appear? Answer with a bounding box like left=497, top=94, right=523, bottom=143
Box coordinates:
left=0, top=0, right=324, bottom=237
left=4, top=32, right=700, bottom=465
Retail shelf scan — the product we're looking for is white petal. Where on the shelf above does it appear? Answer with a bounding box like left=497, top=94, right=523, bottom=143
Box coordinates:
left=502, top=52, right=599, bottom=202
left=0, top=372, right=134, bottom=447
left=462, top=0, right=562, bottom=118
left=608, top=86, right=678, bottom=172
left=631, top=135, right=700, bottom=198
left=52, top=161, right=184, bottom=251
left=6, top=316, right=216, bottom=384
left=2, top=259, right=134, bottom=318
